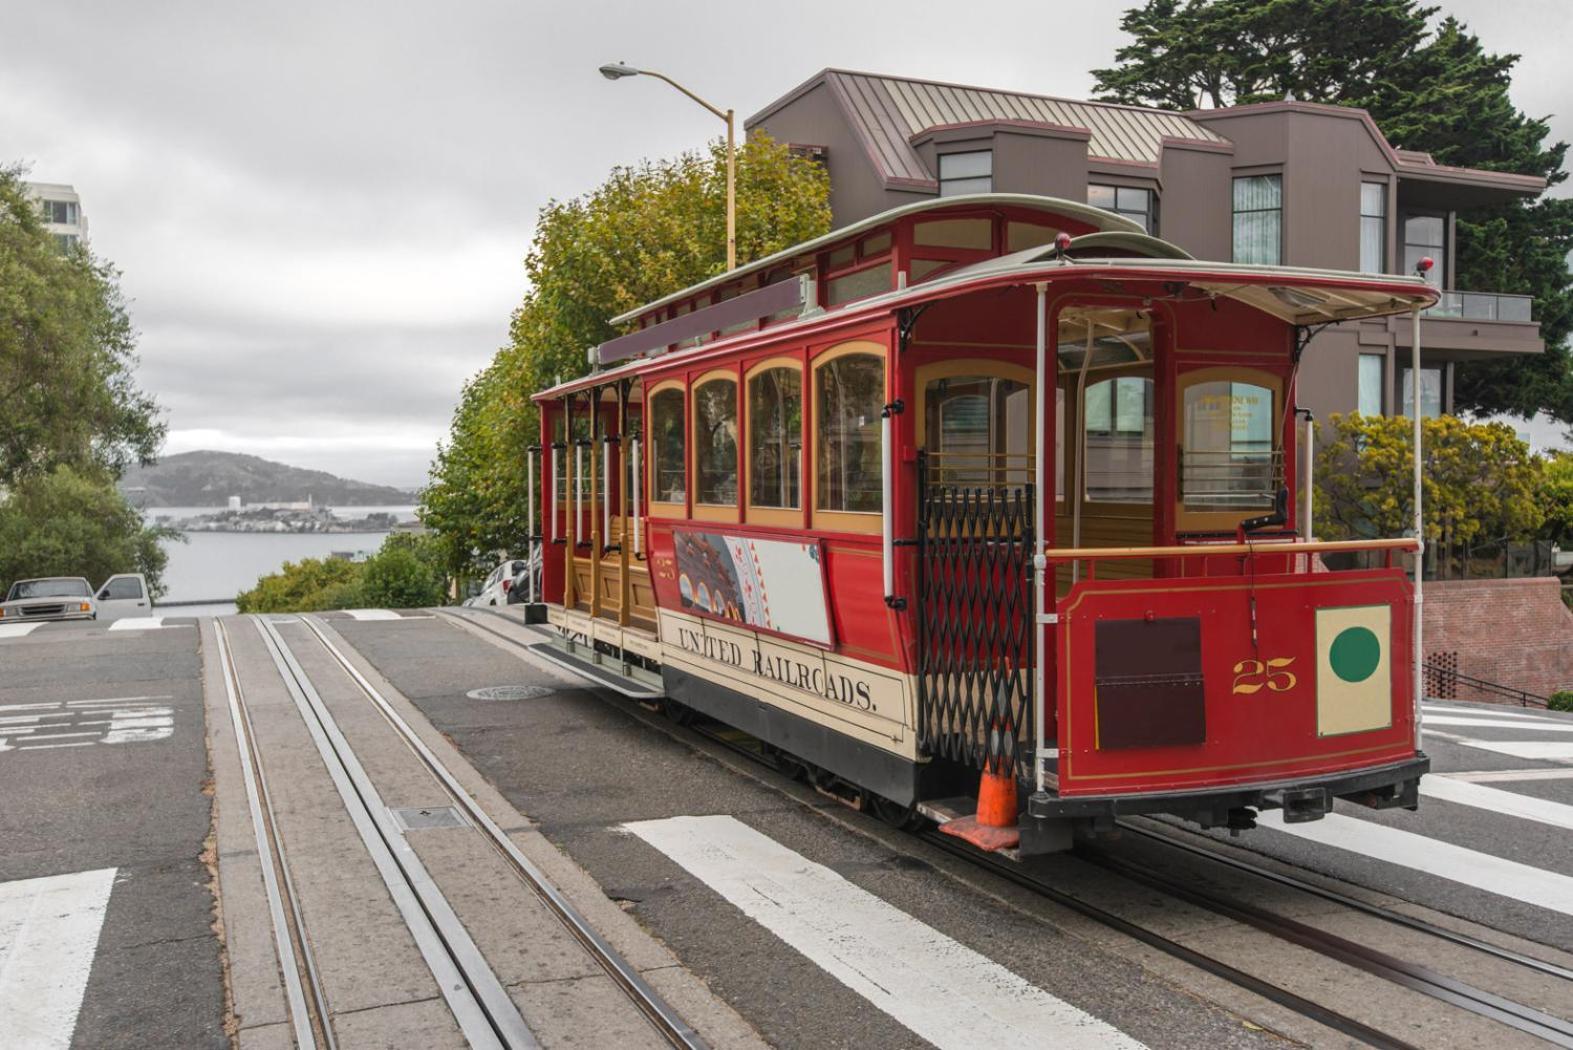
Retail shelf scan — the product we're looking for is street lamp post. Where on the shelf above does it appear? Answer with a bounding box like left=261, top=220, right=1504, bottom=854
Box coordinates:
left=599, top=62, right=735, bottom=272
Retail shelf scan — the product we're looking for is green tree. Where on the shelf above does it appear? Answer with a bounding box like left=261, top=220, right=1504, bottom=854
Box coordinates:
left=1315, top=413, right=1541, bottom=546
left=1093, top=2, right=1573, bottom=419
left=0, top=465, right=176, bottom=598
left=235, top=556, right=362, bottom=613
left=422, top=133, right=830, bottom=572
left=1535, top=450, right=1573, bottom=547
left=359, top=532, right=446, bottom=608
left=0, top=166, right=164, bottom=484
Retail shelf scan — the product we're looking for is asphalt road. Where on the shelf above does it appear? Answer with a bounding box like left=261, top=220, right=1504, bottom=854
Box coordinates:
left=0, top=618, right=224, bottom=1050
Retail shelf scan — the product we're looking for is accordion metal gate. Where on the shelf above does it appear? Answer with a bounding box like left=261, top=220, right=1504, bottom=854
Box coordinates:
left=915, top=450, right=1036, bottom=781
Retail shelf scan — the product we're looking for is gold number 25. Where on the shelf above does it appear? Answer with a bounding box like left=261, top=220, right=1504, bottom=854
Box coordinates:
left=1232, top=657, right=1298, bottom=694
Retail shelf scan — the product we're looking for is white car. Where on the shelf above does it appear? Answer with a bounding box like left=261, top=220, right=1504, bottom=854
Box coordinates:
left=0, top=572, right=153, bottom=624
left=475, top=559, right=527, bottom=607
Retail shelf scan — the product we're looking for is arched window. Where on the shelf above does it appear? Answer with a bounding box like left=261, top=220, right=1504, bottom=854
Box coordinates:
left=649, top=384, right=686, bottom=508
left=694, top=373, right=739, bottom=509
left=748, top=363, right=802, bottom=517
left=814, top=346, right=885, bottom=527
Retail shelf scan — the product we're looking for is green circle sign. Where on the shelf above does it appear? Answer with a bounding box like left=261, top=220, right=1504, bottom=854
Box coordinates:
left=1330, top=626, right=1381, bottom=683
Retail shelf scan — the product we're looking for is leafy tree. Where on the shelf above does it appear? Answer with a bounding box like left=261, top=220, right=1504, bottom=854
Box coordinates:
left=1093, top=2, right=1573, bottom=419
left=422, top=133, right=831, bottom=572
left=1535, top=451, right=1573, bottom=547
left=235, top=556, right=362, bottom=613
left=0, top=165, right=164, bottom=485
left=0, top=465, right=176, bottom=598
left=1315, top=413, right=1541, bottom=546
left=359, top=532, right=446, bottom=608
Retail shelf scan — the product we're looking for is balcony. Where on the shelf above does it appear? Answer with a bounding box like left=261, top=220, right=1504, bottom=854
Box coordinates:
left=1424, top=290, right=1533, bottom=323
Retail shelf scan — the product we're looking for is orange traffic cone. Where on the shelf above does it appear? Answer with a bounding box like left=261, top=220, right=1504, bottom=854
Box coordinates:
left=940, top=685, right=1021, bottom=851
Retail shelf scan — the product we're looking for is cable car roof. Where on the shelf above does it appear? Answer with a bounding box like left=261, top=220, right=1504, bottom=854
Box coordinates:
left=607, top=193, right=1146, bottom=326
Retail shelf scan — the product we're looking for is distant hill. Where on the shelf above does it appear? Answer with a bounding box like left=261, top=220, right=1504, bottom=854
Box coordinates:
left=119, top=451, right=416, bottom=507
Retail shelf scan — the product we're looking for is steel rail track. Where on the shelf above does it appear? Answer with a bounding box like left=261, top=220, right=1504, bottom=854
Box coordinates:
left=254, top=616, right=540, bottom=1050
left=437, top=608, right=1429, bottom=1049
left=212, top=620, right=337, bottom=1050
left=298, top=614, right=710, bottom=1050
left=1122, top=819, right=1573, bottom=983
left=1075, top=842, right=1573, bottom=1047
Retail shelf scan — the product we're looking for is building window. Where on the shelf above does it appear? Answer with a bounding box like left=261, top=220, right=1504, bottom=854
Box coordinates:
left=1088, top=184, right=1158, bottom=235
left=1403, top=214, right=1447, bottom=288
left=650, top=387, right=686, bottom=504
left=39, top=199, right=78, bottom=225
left=1360, top=183, right=1387, bottom=274
left=1083, top=376, right=1155, bottom=503
left=816, top=353, right=884, bottom=514
left=748, top=366, right=802, bottom=510
left=1358, top=354, right=1384, bottom=415
left=694, top=377, right=738, bottom=506
left=938, top=151, right=992, bottom=196
left=1400, top=366, right=1443, bottom=419
left=1232, top=175, right=1282, bottom=265
left=53, top=233, right=79, bottom=251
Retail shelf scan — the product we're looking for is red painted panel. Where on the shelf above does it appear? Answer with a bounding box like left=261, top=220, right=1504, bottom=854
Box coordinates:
left=1055, top=568, right=1416, bottom=796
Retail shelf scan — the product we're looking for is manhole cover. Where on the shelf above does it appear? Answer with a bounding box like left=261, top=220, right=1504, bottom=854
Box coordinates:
left=466, top=685, right=552, bottom=701
left=389, top=806, right=468, bottom=831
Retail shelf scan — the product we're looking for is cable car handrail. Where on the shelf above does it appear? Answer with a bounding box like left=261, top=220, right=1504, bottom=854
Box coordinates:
left=1042, top=537, right=1419, bottom=561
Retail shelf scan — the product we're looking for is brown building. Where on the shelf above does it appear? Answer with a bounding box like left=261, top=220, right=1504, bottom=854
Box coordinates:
left=749, top=69, right=1546, bottom=424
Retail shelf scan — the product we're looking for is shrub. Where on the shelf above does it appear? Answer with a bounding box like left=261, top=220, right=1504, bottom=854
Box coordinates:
left=359, top=533, right=445, bottom=609
left=1548, top=691, right=1573, bottom=713
left=236, top=556, right=362, bottom=613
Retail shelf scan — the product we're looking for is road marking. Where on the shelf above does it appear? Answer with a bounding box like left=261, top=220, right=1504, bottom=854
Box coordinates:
left=1258, top=810, right=1573, bottom=917
left=65, top=695, right=173, bottom=706
left=343, top=609, right=401, bottom=621
left=1445, top=768, right=1573, bottom=783
left=1447, top=739, right=1573, bottom=763
left=1424, top=715, right=1573, bottom=733
left=625, top=814, right=1147, bottom=1050
left=105, top=618, right=189, bottom=632
left=0, top=701, right=174, bottom=755
left=1424, top=704, right=1559, bottom=721
left=0, top=624, right=40, bottom=639
left=1419, top=775, right=1573, bottom=831
left=0, top=866, right=116, bottom=1050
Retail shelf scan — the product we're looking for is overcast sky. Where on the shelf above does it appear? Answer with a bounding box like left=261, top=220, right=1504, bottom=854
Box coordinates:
left=5, top=1, right=1570, bottom=488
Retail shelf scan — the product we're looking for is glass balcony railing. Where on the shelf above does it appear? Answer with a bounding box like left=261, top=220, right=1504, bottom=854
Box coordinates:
left=1423, top=290, right=1534, bottom=323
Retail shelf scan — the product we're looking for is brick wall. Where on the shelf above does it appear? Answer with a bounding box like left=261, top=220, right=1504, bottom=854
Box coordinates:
left=1423, top=577, right=1573, bottom=704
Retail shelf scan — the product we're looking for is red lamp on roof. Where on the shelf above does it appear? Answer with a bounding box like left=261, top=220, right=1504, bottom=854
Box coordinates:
left=1416, top=256, right=1435, bottom=276
left=1054, top=231, right=1073, bottom=261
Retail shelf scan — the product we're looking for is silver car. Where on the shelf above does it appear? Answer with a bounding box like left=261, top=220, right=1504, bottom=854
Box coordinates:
left=0, top=577, right=97, bottom=622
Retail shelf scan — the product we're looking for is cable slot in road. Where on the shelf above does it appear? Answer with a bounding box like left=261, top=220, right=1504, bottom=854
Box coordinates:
left=253, top=616, right=540, bottom=1050
left=297, top=613, right=710, bottom=1050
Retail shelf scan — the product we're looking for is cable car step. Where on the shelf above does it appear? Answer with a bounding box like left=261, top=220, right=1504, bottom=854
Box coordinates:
left=529, top=642, right=665, bottom=701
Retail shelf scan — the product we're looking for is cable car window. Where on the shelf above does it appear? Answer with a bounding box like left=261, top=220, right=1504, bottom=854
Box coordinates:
left=826, top=262, right=892, bottom=307
left=923, top=375, right=1031, bottom=487
left=1083, top=376, right=1154, bottom=503
left=694, top=378, right=738, bottom=506
left=1056, top=386, right=1066, bottom=502
left=1181, top=380, right=1277, bottom=510
left=913, top=218, right=991, bottom=250
left=650, top=387, right=686, bottom=504
left=749, top=367, right=801, bottom=509
left=816, top=353, right=883, bottom=514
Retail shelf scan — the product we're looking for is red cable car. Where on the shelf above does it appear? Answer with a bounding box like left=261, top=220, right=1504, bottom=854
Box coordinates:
left=527, top=194, right=1435, bottom=854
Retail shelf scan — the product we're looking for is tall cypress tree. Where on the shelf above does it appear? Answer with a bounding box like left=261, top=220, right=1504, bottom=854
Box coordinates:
left=1093, top=1, right=1573, bottom=421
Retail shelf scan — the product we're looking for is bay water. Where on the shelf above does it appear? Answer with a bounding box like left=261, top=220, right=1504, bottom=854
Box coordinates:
left=148, top=506, right=418, bottom=615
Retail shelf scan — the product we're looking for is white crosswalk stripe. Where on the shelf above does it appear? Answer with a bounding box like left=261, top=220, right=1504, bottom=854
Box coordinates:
left=0, top=624, right=41, bottom=639
left=0, top=867, right=117, bottom=1050
left=627, top=814, right=1146, bottom=1050
left=1419, top=775, right=1573, bottom=831
left=1425, top=715, right=1573, bottom=734
left=1259, top=810, right=1573, bottom=918
left=342, top=609, right=401, bottom=621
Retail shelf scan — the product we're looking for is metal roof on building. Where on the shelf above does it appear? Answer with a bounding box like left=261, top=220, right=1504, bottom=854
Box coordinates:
left=754, top=70, right=1230, bottom=187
